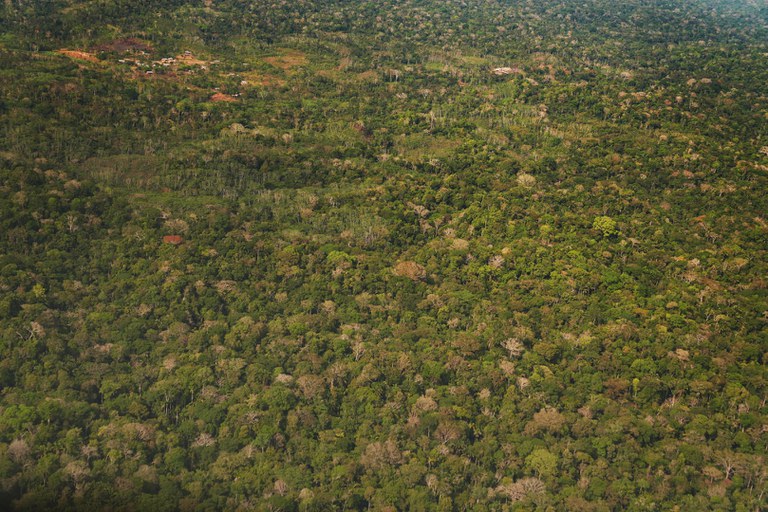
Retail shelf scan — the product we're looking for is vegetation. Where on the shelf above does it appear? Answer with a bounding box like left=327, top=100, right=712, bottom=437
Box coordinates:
left=0, top=0, right=766, bottom=510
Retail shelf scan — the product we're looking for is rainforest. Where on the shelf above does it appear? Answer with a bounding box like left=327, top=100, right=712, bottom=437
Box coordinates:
left=0, top=0, right=767, bottom=510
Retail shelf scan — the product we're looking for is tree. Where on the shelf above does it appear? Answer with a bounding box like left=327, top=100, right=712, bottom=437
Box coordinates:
left=526, top=449, right=558, bottom=478
left=593, top=216, right=619, bottom=238
left=524, top=407, right=566, bottom=436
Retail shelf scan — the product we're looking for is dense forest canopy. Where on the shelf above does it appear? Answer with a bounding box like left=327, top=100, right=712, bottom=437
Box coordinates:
left=0, top=0, right=766, bottom=510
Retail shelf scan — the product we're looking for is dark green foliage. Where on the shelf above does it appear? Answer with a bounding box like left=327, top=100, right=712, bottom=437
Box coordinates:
left=0, top=0, right=766, bottom=510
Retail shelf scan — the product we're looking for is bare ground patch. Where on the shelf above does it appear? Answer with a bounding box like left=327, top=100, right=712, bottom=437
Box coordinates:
left=56, top=49, right=100, bottom=63
left=264, top=50, right=307, bottom=70
left=176, top=53, right=208, bottom=66
left=210, top=92, right=238, bottom=102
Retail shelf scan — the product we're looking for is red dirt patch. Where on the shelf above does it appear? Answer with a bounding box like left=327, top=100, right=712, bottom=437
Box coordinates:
left=56, top=50, right=100, bottom=63
left=264, top=51, right=307, bottom=70
left=210, top=92, right=238, bottom=102
left=163, top=235, right=184, bottom=245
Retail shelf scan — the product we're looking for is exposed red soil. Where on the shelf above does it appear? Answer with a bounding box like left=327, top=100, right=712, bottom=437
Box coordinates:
left=264, top=51, right=307, bottom=70
left=162, top=235, right=184, bottom=245
left=210, top=92, right=238, bottom=102
left=56, top=50, right=100, bottom=63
